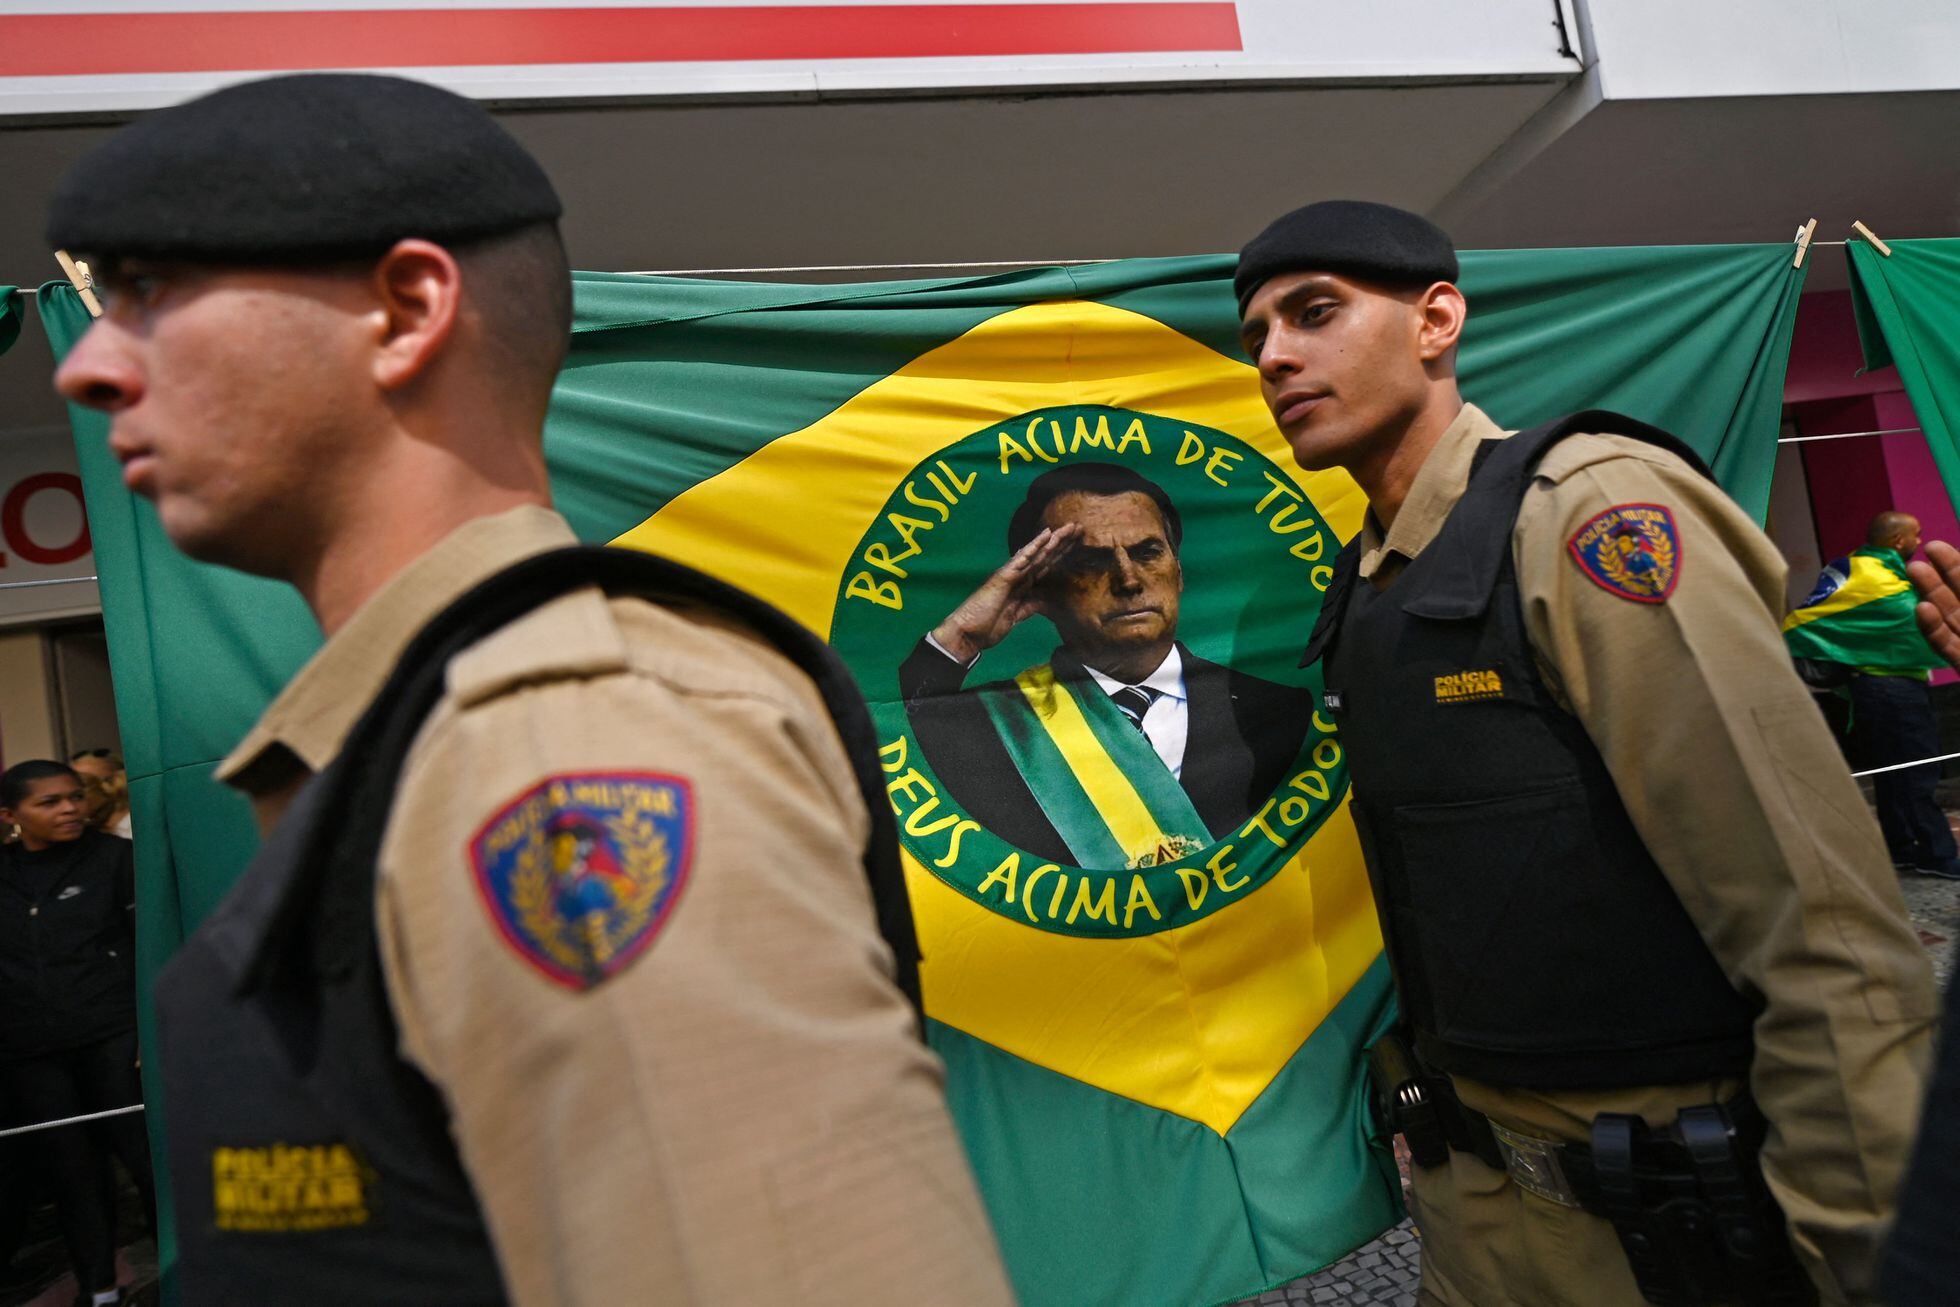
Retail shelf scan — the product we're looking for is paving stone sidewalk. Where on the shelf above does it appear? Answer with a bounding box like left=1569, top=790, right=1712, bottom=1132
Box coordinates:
left=1233, top=1220, right=1421, bottom=1306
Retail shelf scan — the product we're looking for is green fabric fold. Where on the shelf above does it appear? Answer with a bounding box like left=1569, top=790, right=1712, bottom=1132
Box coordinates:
left=1846, top=239, right=1960, bottom=525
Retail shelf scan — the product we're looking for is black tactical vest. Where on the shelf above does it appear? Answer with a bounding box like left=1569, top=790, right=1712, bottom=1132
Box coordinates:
left=156, top=545, right=923, bottom=1305
left=1304, top=413, right=1758, bottom=1091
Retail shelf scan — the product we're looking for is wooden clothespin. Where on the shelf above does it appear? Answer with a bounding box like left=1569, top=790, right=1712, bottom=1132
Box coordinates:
left=52, top=249, right=102, bottom=317
left=1792, top=218, right=1818, bottom=269
left=1851, top=220, right=1893, bottom=257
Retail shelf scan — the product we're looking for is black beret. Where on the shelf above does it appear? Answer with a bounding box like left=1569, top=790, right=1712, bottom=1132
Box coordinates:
left=1234, top=200, right=1458, bottom=315
left=47, top=73, right=562, bottom=262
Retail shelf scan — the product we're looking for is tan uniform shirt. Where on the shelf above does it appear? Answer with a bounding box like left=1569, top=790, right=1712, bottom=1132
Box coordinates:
left=1354, top=406, right=1937, bottom=1307
left=217, top=505, right=1015, bottom=1307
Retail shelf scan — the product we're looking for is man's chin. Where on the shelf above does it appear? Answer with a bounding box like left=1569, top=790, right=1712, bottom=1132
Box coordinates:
left=1281, top=426, right=1351, bottom=472
left=162, top=506, right=281, bottom=578
left=1095, top=620, right=1172, bottom=651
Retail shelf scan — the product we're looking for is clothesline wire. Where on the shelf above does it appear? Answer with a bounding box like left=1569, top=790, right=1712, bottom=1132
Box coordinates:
left=5, top=238, right=1886, bottom=288
left=0, top=1102, right=143, bottom=1140
left=0, top=676, right=1933, bottom=1139
left=1779, top=427, right=1921, bottom=445
left=0, top=573, right=97, bottom=592
left=0, top=424, right=1934, bottom=596
left=1852, top=750, right=1960, bottom=779
left=0, top=732, right=1954, bottom=1138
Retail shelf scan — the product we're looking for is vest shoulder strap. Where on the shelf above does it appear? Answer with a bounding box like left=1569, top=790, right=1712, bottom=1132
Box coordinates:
left=245, top=545, right=923, bottom=1021
left=1299, top=538, right=1362, bottom=669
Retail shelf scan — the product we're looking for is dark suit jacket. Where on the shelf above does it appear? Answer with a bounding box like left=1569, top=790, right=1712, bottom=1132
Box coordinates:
left=897, top=638, right=1314, bottom=865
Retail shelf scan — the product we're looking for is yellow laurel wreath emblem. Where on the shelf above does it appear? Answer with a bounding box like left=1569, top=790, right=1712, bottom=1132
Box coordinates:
left=1596, top=514, right=1676, bottom=598
left=1129, top=833, right=1208, bottom=869
left=508, top=803, right=673, bottom=978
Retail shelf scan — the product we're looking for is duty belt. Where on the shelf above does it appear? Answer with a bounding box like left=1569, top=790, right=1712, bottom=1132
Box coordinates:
left=1439, top=1099, right=1754, bottom=1216
left=1366, top=1033, right=1815, bottom=1307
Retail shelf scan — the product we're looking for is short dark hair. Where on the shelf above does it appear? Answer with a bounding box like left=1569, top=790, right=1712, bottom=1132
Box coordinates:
left=455, top=221, right=573, bottom=415
left=1007, top=463, right=1182, bottom=556
left=1, top=760, right=80, bottom=809
left=1868, top=510, right=1918, bottom=549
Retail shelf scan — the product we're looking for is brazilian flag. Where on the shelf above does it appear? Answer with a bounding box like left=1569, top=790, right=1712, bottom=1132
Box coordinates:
left=1783, top=547, right=1944, bottom=676
left=31, top=243, right=1804, bottom=1306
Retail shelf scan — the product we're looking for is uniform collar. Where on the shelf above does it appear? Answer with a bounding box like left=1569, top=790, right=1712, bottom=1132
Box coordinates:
left=1356, top=403, right=1507, bottom=581
left=217, top=504, right=577, bottom=796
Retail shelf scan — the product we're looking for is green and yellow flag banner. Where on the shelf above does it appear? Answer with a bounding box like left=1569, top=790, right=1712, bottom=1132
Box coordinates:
left=1849, top=238, right=1960, bottom=526
left=36, top=243, right=1805, bottom=1306
left=1783, top=547, right=1943, bottom=676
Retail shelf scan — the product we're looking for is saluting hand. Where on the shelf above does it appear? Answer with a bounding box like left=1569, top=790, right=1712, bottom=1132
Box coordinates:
left=1906, top=539, right=1960, bottom=671
left=930, top=524, right=1083, bottom=664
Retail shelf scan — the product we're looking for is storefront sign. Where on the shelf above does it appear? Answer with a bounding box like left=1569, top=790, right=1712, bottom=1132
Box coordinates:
left=0, top=1, right=1578, bottom=113
left=0, top=428, right=97, bottom=626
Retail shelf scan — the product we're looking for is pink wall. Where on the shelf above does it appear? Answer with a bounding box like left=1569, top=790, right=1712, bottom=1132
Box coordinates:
left=1785, top=291, right=1901, bottom=405
left=1784, top=290, right=1932, bottom=562
left=1877, top=389, right=1960, bottom=554
left=1798, top=395, right=1897, bottom=560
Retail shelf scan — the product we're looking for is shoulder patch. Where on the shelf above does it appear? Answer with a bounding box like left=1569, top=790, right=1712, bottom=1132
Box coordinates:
left=470, top=772, right=693, bottom=990
left=1566, top=503, right=1682, bottom=604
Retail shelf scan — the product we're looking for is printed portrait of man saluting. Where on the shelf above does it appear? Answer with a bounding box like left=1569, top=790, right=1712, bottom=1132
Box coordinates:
left=899, top=462, right=1314, bottom=870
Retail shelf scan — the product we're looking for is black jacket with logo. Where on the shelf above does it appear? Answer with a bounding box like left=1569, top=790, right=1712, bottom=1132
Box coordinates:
left=0, top=830, right=137, bottom=1061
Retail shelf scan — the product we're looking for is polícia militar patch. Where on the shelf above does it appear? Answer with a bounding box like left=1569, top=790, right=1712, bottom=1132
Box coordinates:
left=470, top=772, right=693, bottom=990
left=1566, top=503, right=1682, bottom=604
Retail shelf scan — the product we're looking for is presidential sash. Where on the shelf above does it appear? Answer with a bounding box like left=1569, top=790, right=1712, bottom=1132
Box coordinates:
left=980, top=660, right=1212, bottom=869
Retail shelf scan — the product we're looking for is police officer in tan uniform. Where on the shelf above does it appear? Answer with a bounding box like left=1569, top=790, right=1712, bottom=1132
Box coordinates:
left=1235, top=201, right=1936, bottom=1307
left=48, top=74, right=1015, bottom=1306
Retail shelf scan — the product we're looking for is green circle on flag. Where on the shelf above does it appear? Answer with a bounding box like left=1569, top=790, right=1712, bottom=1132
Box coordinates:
left=830, top=405, right=1347, bottom=938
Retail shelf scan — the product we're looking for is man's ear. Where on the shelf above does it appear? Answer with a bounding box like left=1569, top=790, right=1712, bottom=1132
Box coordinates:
left=1415, top=281, right=1467, bottom=363
left=368, top=238, right=463, bottom=392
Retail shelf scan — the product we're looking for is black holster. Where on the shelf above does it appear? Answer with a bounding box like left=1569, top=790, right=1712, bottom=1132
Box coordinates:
left=1367, top=1031, right=1499, bottom=1171
left=1586, top=1103, right=1814, bottom=1307
left=1366, top=1033, right=1814, bottom=1307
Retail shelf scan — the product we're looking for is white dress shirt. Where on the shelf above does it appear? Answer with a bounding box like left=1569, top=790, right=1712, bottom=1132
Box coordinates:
left=1084, top=647, right=1190, bottom=779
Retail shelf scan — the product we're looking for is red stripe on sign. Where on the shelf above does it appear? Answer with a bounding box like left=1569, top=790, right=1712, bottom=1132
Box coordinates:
left=0, top=6, right=1242, bottom=77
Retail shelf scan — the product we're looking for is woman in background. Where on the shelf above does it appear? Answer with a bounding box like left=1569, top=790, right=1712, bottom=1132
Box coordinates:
left=70, top=750, right=132, bottom=840
left=0, top=760, right=154, bottom=1307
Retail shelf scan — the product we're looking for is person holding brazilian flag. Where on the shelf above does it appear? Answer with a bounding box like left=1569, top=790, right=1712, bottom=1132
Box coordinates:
left=1783, top=510, right=1957, bottom=878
